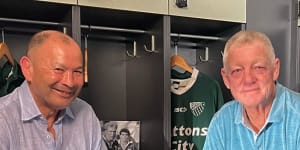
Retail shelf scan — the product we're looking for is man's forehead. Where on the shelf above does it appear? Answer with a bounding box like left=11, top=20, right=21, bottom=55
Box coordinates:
left=107, top=128, right=116, bottom=131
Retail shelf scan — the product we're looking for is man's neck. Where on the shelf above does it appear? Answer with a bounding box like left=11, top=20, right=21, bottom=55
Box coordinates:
left=244, top=102, right=272, bottom=133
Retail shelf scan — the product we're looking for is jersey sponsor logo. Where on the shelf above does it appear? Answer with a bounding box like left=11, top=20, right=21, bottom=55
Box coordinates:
left=172, top=126, right=208, bottom=150
left=172, top=125, right=208, bottom=137
left=190, top=102, right=205, bottom=117
left=172, top=140, right=194, bottom=150
left=174, top=107, right=188, bottom=113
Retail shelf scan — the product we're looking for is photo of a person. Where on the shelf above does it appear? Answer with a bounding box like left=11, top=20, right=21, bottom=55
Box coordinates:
left=100, top=121, right=140, bottom=150
left=101, top=121, right=119, bottom=150
left=117, top=128, right=137, bottom=150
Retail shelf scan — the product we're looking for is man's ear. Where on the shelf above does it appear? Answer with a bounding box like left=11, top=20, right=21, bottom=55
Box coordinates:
left=273, top=58, right=280, bottom=81
left=19, top=56, right=33, bottom=82
left=221, top=68, right=230, bottom=89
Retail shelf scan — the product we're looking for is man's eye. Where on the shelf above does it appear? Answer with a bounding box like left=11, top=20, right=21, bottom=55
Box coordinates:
left=230, top=68, right=243, bottom=77
left=255, top=66, right=265, bottom=70
left=54, top=68, right=64, bottom=73
left=74, top=70, right=83, bottom=75
left=232, top=69, right=241, bottom=74
left=254, top=66, right=266, bottom=73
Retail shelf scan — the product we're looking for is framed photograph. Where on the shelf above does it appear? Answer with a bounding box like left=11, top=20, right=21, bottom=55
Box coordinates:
left=100, top=121, right=140, bottom=150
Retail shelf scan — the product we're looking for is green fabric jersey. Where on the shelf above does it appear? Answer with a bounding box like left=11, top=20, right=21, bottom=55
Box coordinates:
left=0, top=60, right=25, bottom=97
left=171, top=68, right=224, bottom=150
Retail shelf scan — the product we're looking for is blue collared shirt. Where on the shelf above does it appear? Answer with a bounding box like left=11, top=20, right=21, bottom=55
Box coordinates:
left=203, top=83, right=300, bottom=150
left=0, top=81, right=102, bottom=150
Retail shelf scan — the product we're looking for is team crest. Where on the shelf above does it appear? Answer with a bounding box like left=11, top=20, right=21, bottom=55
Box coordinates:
left=190, top=102, right=205, bottom=116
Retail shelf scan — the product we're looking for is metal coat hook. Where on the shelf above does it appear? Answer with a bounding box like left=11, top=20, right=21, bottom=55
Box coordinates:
left=199, top=47, right=209, bottom=62
left=174, top=42, right=178, bottom=55
left=221, top=51, right=224, bottom=57
left=63, top=27, right=67, bottom=34
left=84, top=34, right=88, bottom=49
left=172, top=37, right=180, bottom=55
left=126, top=40, right=139, bottom=57
left=144, top=35, right=159, bottom=53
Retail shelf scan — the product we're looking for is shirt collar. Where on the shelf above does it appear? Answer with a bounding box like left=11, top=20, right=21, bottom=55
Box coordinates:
left=19, top=81, right=75, bottom=121
left=267, top=83, right=285, bottom=123
left=234, top=103, right=243, bottom=124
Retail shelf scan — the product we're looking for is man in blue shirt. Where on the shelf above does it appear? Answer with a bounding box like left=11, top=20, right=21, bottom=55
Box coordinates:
left=203, top=31, right=300, bottom=150
left=0, top=30, right=102, bottom=149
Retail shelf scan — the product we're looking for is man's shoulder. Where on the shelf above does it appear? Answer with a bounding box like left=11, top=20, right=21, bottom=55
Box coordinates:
left=211, top=100, right=240, bottom=121
left=0, top=89, right=20, bottom=113
left=68, top=98, right=96, bottom=116
left=278, top=85, right=300, bottom=111
left=217, top=100, right=239, bottom=113
left=0, top=89, right=22, bottom=133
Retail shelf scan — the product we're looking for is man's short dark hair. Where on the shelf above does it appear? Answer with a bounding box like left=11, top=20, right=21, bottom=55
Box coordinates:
left=119, top=128, right=130, bottom=135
